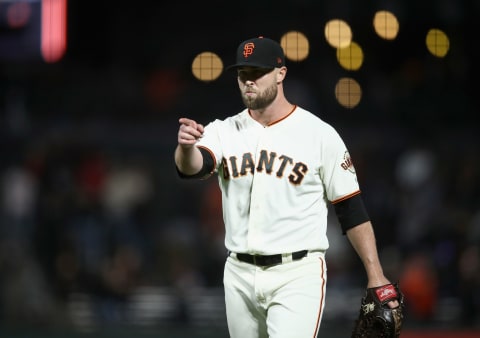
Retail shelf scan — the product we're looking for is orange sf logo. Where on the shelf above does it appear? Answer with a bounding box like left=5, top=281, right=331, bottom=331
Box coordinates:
left=243, top=42, right=255, bottom=58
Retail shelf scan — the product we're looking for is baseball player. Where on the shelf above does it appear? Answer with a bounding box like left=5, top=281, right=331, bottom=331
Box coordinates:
left=174, top=36, right=398, bottom=338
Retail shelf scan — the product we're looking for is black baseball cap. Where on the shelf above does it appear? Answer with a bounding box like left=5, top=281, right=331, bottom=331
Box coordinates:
left=226, top=36, right=285, bottom=70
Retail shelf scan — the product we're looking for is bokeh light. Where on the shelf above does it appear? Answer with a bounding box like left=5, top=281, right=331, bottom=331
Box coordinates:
left=191, top=51, right=223, bottom=81
left=336, top=41, right=364, bottom=71
left=324, top=19, right=352, bottom=48
left=426, top=28, right=450, bottom=57
left=6, top=1, right=32, bottom=29
left=335, top=77, right=362, bottom=108
left=41, top=0, right=67, bottom=63
left=373, top=10, right=400, bottom=40
left=280, top=30, right=309, bottom=62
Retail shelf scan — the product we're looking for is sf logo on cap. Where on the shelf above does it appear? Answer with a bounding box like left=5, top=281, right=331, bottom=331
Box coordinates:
left=243, top=42, right=255, bottom=58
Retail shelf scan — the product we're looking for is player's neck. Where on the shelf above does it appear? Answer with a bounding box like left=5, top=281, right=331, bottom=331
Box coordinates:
left=249, top=96, right=294, bottom=127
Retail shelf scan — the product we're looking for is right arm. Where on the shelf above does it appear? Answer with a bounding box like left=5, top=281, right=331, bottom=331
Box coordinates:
left=174, top=117, right=205, bottom=175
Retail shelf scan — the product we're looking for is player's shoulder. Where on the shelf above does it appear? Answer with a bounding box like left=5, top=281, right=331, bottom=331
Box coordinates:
left=294, top=106, right=338, bottom=133
left=208, top=109, right=250, bottom=127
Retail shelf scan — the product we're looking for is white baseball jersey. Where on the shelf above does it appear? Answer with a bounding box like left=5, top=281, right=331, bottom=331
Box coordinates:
left=196, top=106, right=360, bottom=255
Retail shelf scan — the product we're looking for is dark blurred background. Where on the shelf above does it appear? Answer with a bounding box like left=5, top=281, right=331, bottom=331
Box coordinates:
left=0, top=0, right=479, bottom=337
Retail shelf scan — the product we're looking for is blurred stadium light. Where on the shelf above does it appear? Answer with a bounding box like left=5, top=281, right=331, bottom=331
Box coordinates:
left=0, top=0, right=66, bottom=63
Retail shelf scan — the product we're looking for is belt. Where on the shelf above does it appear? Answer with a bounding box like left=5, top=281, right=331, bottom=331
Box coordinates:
left=233, top=250, right=308, bottom=267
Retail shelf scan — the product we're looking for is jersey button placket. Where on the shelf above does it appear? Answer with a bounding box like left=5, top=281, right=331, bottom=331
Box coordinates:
left=247, top=130, right=268, bottom=250
left=247, top=177, right=263, bottom=249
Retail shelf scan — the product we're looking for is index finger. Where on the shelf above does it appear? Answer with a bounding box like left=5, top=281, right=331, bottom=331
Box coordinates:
left=179, top=117, right=204, bottom=133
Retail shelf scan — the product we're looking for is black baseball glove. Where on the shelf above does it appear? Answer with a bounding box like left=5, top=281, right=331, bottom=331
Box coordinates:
left=351, top=282, right=404, bottom=338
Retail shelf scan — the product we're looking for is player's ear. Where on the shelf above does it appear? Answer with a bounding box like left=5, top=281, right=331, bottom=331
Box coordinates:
left=276, top=66, right=287, bottom=83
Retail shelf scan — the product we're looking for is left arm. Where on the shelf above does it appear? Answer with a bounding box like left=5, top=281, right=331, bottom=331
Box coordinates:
left=346, top=221, right=390, bottom=288
left=346, top=221, right=399, bottom=307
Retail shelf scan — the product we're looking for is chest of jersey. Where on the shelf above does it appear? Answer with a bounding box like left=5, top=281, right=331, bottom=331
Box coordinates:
left=220, top=126, right=314, bottom=186
left=218, top=111, right=324, bottom=185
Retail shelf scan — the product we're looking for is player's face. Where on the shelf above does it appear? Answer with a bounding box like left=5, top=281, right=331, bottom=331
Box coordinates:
left=237, top=67, right=278, bottom=110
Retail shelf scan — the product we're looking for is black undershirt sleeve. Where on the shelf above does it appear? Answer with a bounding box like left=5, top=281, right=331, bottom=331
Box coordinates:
left=176, top=147, right=215, bottom=179
left=333, top=193, right=370, bottom=234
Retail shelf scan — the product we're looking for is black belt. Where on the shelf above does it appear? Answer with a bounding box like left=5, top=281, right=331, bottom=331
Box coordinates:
left=234, top=250, right=308, bottom=267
